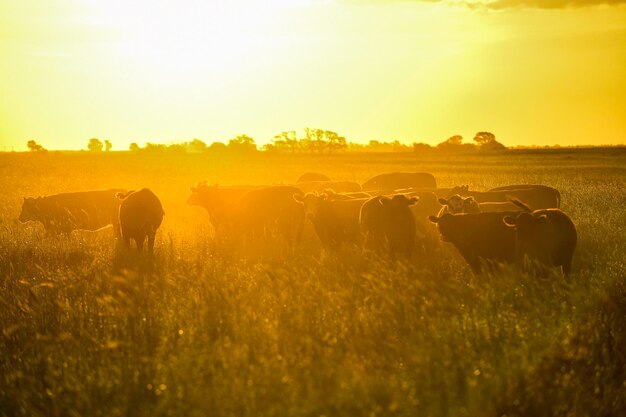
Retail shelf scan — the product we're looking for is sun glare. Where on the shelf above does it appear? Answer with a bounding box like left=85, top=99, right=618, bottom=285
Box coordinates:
left=87, top=0, right=298, bottom=78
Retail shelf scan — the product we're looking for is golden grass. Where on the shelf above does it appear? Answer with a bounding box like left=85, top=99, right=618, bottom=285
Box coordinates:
left=0, top=150, right=625, bottom=417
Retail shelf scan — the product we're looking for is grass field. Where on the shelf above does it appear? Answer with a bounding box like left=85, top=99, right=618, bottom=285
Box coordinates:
left=1, top=149, right=625, bottom=417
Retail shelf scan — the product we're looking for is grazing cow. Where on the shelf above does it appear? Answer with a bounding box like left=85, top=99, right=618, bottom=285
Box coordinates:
left=322, top=189, right=372, bottom=201
left=293, top=193, right=367, bottom=248
left=360, top=195, right=418, bottom=260
left=429, top=212, right=518, bottom=273
left=19, top=189, right=126, bottom=237
left=503, top=209, right=577, bottom=276
left=449, top=186, right=559, bottom=209
left=297, top=172, right=331, bottom=183
left=361, top=172, right=437, bottom=191
left=490, top=185, right=561, bottom=208
left=117, top=189, right=164, bottom=253
left=437, top=195, right=480, bottom=216
left=186, top=183, right=262, bottom=232
left=234, top=185, right=305, bottom=246
left=296, top=181, right=361, bottom=194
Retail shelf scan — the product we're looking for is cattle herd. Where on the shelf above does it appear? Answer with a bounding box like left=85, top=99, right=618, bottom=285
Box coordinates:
left=18, top=172, right=577, bottom=275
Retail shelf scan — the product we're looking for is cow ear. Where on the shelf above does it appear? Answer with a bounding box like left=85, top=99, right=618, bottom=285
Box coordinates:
left=293, top=193, right=304, bottom=203
left=503, top=216, right=517, bottom=227
left=428, top=215, right=440, bottom=223
left=438, top=198, right=448, bottom=205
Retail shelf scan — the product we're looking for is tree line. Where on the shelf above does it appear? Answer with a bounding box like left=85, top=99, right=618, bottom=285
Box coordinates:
left=25, top=130, right=507, bottom=154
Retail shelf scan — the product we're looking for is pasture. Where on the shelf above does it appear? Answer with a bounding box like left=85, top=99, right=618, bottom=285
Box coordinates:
left=1, top=149, right=625, bottom=417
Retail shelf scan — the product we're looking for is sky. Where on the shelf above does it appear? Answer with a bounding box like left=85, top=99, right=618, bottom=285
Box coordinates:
left=1, top=0, right=625, bottom=150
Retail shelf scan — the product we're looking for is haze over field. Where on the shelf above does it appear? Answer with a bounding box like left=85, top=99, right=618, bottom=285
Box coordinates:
left=1, top=0, right=625, bottom=150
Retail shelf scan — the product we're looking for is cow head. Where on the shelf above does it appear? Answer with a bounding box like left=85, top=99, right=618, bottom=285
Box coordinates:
left=19, top=197, right=41, bottom=223
left=428, top=213, right=456, bottom=242
left=438, top=194, right=478, bottom=214
left=293, top=193, right=326, bottom=220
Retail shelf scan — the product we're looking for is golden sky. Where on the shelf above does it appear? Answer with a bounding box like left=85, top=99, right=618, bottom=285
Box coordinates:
left=1, top=0, right=625, bottom=150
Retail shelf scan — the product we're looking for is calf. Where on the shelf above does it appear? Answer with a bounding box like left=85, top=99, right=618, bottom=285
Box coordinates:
left=117, top=189, right=164, bottom=253
left=503, top=209, right=577, bottom=276
left=360, top=195, right=418, bottom=260
left=429, top=212, right=518, bottom=273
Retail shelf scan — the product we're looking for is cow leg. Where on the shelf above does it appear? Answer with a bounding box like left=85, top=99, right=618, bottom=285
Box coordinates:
left=135, top=236, right=144, bottom=252
left=147, top=234, right=155, bottom=254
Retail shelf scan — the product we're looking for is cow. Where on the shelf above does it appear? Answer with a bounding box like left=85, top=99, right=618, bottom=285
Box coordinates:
left=296, top=181, right=361, bottom=194
left=297, top=172, right=331, bottom=183
left=186, top=183, right=261, bottom=233
left=428, top=212, right=518, bottom=273
left=234, top=185, right=305, bottom=246
left=490, top=185, right=561, bottom=208
left=117, top=189, right=164, bottom=253
left=19, top=189, right=126, bottom=237
left=449, top=186, right=559, bottom=209
left=360, top=195, right=418, bottom=260
left=361, top=172, right=437, bottom=191
left=293, top=193, right=367, bottom=249
left=437, top=195, right=480, bottom=216
left=503, top=209, right=577, bottom=276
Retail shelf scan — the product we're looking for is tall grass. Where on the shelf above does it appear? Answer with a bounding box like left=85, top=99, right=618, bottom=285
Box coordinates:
left=0, top=150, right=625, bottom=417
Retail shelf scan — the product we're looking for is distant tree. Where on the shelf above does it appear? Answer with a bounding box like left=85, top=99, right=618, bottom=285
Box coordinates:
left=88, top=138, right=103, bottom=152
left=436, top=135, right=473, bottom=151
left=473, top=131, right=506, bottom=151
left=412, top=142, right=432, bottom=153
left=188, top=138, right=208, bottom=153
left=208, top=141, right=227, bottom=152
left=324, top=130, right=347, bottom=153
left=144, top=143, right=167, bottom=153
left=273, top=131, right=298, bottom=153
left=228, top=134, right=257, bottom=153
left=26, top=140, right=47, bottom=152
left=129, top=142, right=140, bottom=152
left=104, top=140, right=112, bottom=152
